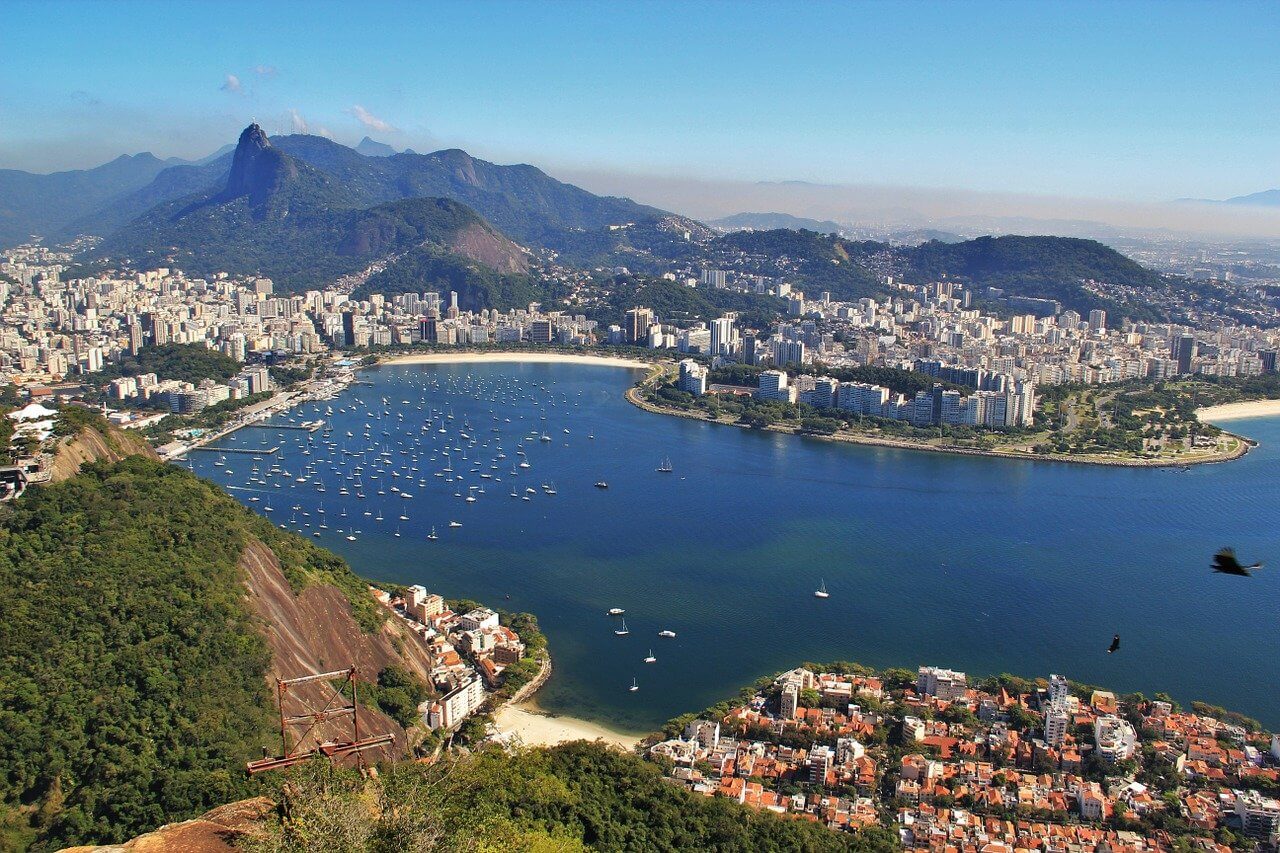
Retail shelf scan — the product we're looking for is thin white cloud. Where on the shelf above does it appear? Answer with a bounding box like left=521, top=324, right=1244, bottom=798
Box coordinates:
left=288, top=108, right=308, bottom=134
left=348, top=104, right=397, bottom=133
left=253, top=64, right=278, bottom=77
left=220, top=74, right=243, bottom=94
left=314, top=126, right=333, bottom=139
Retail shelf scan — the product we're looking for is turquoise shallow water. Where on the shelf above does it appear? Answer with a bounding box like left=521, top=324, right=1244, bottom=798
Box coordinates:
left=189, top=361, right=1280, bottom=733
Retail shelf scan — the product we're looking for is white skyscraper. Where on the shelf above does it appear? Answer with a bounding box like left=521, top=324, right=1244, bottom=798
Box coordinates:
left=710, top=317, right=735, bottom=358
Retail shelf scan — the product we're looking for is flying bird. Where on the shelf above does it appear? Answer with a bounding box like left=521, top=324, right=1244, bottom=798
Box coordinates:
left=1211, top=548, right=1263, bottom=577
left=1108, top=634, right=1120, bottom=654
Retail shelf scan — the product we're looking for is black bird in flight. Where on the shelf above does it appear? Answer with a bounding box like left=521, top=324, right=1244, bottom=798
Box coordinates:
left=1211, top=548, right=1263, bottom=577
left=1108, top=634, right=1120, bottom=654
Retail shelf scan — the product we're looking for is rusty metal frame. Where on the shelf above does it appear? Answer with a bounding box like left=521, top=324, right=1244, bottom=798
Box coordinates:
left=246, top=666, right=395, bottom=774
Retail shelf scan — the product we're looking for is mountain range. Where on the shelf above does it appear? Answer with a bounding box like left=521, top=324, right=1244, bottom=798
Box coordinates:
left=0, top=126, right=699, bottom=269
left=0, top=125, right=1199, bottom=321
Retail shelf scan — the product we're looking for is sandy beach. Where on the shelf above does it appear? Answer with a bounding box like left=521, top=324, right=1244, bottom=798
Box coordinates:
left=1197, top=399, right=1280, bottom=422
left=378, top=351, right=652, bottom=370
left=492, top=703, right=642, bottom=750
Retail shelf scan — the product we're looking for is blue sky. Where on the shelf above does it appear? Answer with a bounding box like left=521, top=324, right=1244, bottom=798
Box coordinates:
left=2, top=0, right=1277, bottom=201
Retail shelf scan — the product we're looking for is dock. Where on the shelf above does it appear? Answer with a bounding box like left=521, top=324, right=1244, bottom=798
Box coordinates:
left=240, top=419, right=325, bottom=432
left=193, top=446, right=280, bottom=455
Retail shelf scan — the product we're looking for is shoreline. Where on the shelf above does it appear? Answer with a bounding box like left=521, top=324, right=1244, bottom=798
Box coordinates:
left=1196, top=399, right=1280, bottom=423
left=491, top=701, right=643, bottom=750
left=375, top=351, right=652, bottom=370
left=625, top=383, right=1252, bottom=469
left=491, top=649, right=641, bottom=750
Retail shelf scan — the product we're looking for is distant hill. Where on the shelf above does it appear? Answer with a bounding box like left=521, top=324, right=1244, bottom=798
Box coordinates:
left=899, top=235, right=1171, bottom=319
left=714, top=229, right=1175, bottom=320
left=34, top=128, right=697, bottom=272
left=0, top=153, right=173, bottom=246
left=98, top=125, right=531, bottom=298
left=1223, top=189, right=1280, bottom=207
left=78, top=130, right=678, bottom=251
left=716, top=228, right=884, bottom=301
left=710, top=211, right=843, bottom=234
left=355, top=136, right=397, bottom=157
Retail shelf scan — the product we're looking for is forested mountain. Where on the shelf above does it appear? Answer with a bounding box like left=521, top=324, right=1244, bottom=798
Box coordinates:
left=0, top=153, right=175, bottom=246
left=716, top=229, right=1175, bottom=319
left=97, top=125, right=531, bottom=295
left=717, top=228, right=885, bottom=301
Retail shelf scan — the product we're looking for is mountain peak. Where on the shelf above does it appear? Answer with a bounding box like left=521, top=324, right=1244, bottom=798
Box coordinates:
left=355, top=136, right=397, bottom=157
left=221, top=123, right=297, bottom=210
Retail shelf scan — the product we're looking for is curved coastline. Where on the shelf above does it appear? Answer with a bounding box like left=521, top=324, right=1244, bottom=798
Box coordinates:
left=374, top=351, right=651, bottom=370
left=625, top=382, right=1251, bottom=468
left=357, top=349, right=1253, bottom=468
left=1196, top=399, right=1280, bottom=423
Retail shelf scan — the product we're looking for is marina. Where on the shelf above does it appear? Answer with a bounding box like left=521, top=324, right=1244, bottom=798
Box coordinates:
left=188, top=358, right=1280, bottom=733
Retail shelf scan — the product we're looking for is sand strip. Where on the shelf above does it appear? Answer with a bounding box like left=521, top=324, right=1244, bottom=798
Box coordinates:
left=1197, top=399, right=1280, bottom=422
left=377, top=351, right=651, bottom=369
left=492, top=704, right=642, bottom=749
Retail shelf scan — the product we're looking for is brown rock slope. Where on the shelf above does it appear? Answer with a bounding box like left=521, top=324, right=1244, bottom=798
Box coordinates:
left=60, top=797, right=274, bottom=853
left=449, top=221, right=529, bottom=274
left=49, top=422, right=157, bottom=482
left=239, top=538, right=435, bottom=759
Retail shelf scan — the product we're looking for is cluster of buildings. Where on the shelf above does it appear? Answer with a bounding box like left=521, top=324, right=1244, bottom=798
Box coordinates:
left=107, top=365, right=273, bottom=413
left=648, top=663, right=1280, bottom=848
left=631, top=271, right=1280, bottom=397
left=382, top=585, right=528, bottom=733
left=689, top=364, right=1040, bottom=429
left=326, top=290, right=602, bottom=349
left=0, top=245, right=330, bottom=387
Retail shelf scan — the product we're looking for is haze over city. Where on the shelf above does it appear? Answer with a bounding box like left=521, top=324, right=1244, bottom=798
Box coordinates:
left=4, top=0, right=1279, bottom=237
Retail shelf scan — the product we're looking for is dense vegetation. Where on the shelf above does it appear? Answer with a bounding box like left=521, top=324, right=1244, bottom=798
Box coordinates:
left=594, top=275, right=783, bottom=330
left=355, top=245, right=547, bottom=311
left=717, top=229, right=885, bottom=302
left=900, top=235, right=1169, bottom=320
left=248, top=742, right=898, bottom=852
left=714, top=230, right=1187, bottom=322
left=100, top=172, right=513, bottom=292
left=0, top=458, right=277, bottom=850
left=96, top=342, right=240, bottom=385
left=0, top=453, right=392, bottom=850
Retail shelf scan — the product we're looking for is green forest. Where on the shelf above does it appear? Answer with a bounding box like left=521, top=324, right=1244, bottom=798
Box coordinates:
left=0, top=454, right=387, bottom=850
left=95, top=342, right=241, bottom=385
left=247, top=741, right=899, bottom=852
left=0, top=458, right=277, bottom=850
left=355, top=246, right=550, bottom=311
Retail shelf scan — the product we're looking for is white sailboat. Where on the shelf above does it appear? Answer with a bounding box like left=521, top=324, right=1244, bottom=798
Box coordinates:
left=628, top=677, right=639, bottom=692
left=644, top=649, right=656, bottom=664
left=814, top=578, right=830, bottom=599
left=614, top=618, right=630, bottom=636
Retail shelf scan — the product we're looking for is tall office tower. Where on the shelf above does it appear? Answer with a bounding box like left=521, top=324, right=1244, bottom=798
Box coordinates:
left=624, top=307, right=653, bottom=344
left=1172, top=334, right=1196, bottom=375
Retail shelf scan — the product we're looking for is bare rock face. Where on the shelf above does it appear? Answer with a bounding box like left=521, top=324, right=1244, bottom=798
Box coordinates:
left=220, top=124, right=298, bottom=212
left=57, top=797, right=275, bottom=852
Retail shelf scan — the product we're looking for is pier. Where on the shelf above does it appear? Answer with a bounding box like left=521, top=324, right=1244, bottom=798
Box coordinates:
left=240, top=419, right=325, bottom=432
left=193, top=445, right=280, bottom=455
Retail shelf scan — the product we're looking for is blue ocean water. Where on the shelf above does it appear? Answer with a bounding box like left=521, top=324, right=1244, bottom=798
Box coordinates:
left=188, top=361, right=1280, bottom=733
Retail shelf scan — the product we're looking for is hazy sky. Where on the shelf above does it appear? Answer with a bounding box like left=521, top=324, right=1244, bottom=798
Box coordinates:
left=2, top=0, right=1277, bottom=204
